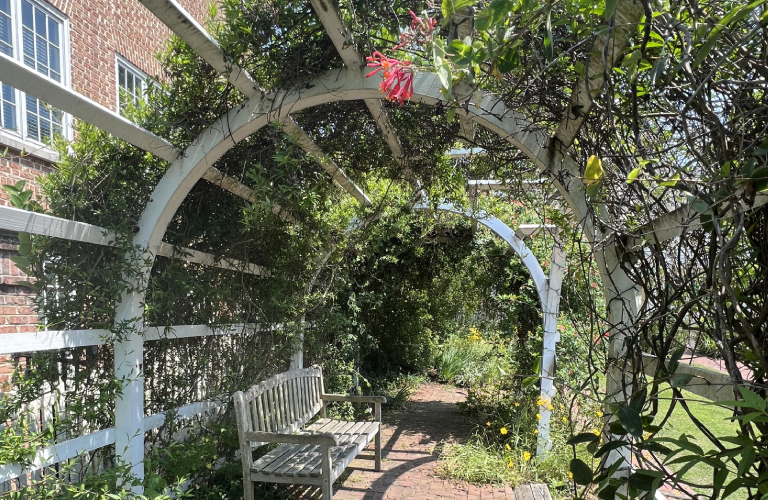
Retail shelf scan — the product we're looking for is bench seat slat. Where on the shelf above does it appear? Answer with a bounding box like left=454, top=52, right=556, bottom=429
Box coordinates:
left=310, top=422, right=380, bottom=478
left=260, top=443, right=313, bottom=475
left=299, top=421, right=371, bottom=478
left=251, top=443, right=296, bottom=472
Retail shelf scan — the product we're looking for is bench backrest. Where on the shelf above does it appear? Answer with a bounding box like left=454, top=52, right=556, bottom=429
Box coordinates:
left=233, top=365, right=324, bottom=442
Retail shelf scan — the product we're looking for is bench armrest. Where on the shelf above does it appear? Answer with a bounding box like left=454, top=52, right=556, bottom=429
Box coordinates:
left=321, top=394, right=387, bottom=404
left=243, top=431, right=338, bottom=447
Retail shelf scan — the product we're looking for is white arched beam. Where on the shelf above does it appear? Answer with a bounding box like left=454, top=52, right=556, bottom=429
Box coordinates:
left=413, top=203, right=564, bottom=454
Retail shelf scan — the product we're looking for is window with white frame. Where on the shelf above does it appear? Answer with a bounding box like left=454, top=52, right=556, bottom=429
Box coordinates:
left=116, top=56, right=148, bottom=115
left=0, top=0, right=67, bottom=145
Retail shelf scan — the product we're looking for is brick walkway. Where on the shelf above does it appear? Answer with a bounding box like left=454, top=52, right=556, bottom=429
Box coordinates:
left=261, top=382, right=518, bottom=500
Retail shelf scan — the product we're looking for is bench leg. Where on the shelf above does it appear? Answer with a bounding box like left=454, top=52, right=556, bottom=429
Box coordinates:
left=374, top=402, right=382, bottom=472
left=321, top=445, right=333, bottom=500
left=375, top=431, right=382, bottom=472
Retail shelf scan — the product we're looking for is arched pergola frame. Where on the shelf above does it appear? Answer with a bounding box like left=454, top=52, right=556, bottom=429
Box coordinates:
left=0, top=0, right=670, bottom=492
left=110, top=68, right=588, bottom=476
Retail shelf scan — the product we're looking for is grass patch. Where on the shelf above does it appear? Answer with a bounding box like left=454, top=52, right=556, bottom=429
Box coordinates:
left=436, top=434, right=576, bottom=499
left=654, top=388, right=744, bottom=499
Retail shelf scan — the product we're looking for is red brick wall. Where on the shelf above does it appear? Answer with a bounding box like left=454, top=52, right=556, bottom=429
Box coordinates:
left=0, top=0, right=211, bottom=375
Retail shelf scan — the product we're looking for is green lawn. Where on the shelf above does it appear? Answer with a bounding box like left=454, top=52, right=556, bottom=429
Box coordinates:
left=654, top=387, right=745, bottom=500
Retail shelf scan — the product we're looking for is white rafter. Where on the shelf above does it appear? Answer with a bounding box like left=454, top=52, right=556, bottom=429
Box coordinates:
left=553, top=0, right=644, bottom=147
left=282, top=119, right=372, bottom=206
left=140, top=0, right=371, bottom=208
left=309, top=0, right=422, bottom=191
left=136, top=0, right=261, bottom=98
left=0, top=53, right=179, bottom=163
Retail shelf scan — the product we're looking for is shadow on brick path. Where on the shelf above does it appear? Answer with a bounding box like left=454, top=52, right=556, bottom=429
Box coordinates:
left=254, top=382, right=518, bottom=499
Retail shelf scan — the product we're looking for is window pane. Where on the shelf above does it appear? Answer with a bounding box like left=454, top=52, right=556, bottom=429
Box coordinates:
left=26, top=111, right=38, bottom=140
left=49, top=45, right=59, bottom=72
left=40, top=115, right=50, bottom=139
left=2, top=101, right=15, bottom=130
left=39, top=103, right=49, bottom=120
left=0, top=16, right=11, bottom=56
left=127, top=73, right=134, bottom=94
left=119, top=66, right=125, bottom=87
left=34, top=7, right=45, bottom=36
left=0, top=0, right=9, bottom=13
left=21, top=1, right=32, bottom=29
left=1, top=82, right=15, bottom=131
left=2, top=82, right=12, bottom=101
left=47, top=18, right=58, bottom=46
left=36, top=36, right=48, bottom=68
left=26, top=93, right=37, bottom=113
left=22, top=27, right=35, bottom=67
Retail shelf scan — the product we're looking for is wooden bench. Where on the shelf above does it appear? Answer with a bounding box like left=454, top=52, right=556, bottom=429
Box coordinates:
left=233, top=366, right=386, bottom=500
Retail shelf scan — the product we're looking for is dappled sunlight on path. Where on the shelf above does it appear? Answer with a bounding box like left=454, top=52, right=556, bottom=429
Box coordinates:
left=269, top=382, right=519, bottom=499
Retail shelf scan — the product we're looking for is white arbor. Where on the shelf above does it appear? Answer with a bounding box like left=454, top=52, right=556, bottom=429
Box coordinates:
left=0, top=0, right=733, bottom=495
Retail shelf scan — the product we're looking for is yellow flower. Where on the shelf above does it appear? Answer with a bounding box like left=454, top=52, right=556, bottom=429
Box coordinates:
left=644, top=432, right=652, bottom=439
left=548, top=403, right=554, bottom=411
left=568, top=472, right=573, bottom=479
left=500, top=427, right=508, bottom=435
left=562, top=416, right=568, bottom=424
left=592, top=429, right=600, bottom=436
left=596, top=410, right=604, bottom=418
left=514, top=402, right=520, bottom=407
left=534, top=429, right=538, bottom=434
left=508, top=459, right=514, bottom=468
left=537, top=397, right=546, bottom=407
left=486, top=422, right=491, bottom=427
left=536, top=413, right=541, bottom=420
left=523, top=451, right=531, bottom=461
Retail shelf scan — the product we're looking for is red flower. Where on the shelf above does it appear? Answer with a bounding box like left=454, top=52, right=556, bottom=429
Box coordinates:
left=409, top=10, right=437, bottom=34
left=366, top=51, right=414, bottom=105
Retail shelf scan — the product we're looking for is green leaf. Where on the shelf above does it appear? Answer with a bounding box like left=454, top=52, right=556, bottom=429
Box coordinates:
left=692, top=29, right=722, bottom=68
left=670, top=373, right=694, bottom=388
left=10, top=255, right=30, bottom=272
left=723, top=479, right=746, bottom=499
left=739, top=446, right=756, bottom=477
left=737, top=386, right=766, bottom=410
left=627, top=168, right=642, bottom=183
left=496, top=46, right=520, bottom=72
left=604, top=0, right=619, bottom=20
left=570, top=458, right=594, bottom=485
left=629, top=470, right=662, bottom=492
left=595, top=439, right=630, bottom=457
left=567, top=432, right=600, bottom=445
left=668, top=347, right=685, bottom=374
left=585, top=155, right=604, bottom=185
left=597, top=484, right=619, bottom=500
left=544, top=11, right=553, bottom=62
left=659, top=173, right=680, bottom=187
left=618, top=406, right=643, bottom=437
left=630, top=387, right=647, bottom=412
left=522, top=376, right=537, bottom=388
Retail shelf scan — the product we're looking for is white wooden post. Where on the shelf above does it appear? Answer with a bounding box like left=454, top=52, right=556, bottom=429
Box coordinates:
left=537, top=236, right=565, bottom=455
left=113, top=276, right=147, bottom=491
left=290, top=329, right=304, bottom=370
left=598, top=243, right=643, bottom=477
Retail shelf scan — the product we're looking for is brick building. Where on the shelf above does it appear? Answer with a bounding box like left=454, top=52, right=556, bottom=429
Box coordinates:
left=0, top=0, right=209, bottom=372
